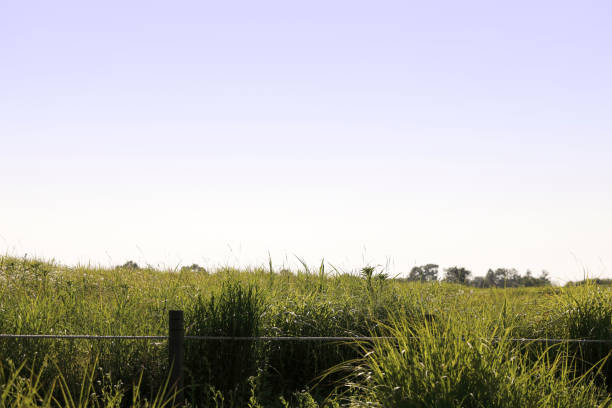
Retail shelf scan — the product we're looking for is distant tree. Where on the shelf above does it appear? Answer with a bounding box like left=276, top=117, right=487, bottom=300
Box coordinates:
left=537, top=270, right=551, bottom=286
left=471, top=268, right=551, bottom=288
left=482, top=268, right=520, bottom=287
left=520, top=269, right=550, bottom=287
left=180, top=264, right=207, bottom=273
left=521, top=269, right=536, bottom=286
left=470, top=276, right=486, bottom=288
left=504, top=268, right=520, bottom=286
left=566, top=277, right=612, bottom=287
left=408, top=264, right=439, bottom=282
left=443, top=266, right=472, bottom=284
left=484, top=269, right=497, bottom=287
left=118, top=260, right=140, bottom=270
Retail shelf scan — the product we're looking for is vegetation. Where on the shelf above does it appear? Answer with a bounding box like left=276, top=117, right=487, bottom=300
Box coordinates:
left=0, top=256, right=611, bottom=407
left=402, top=264, right=551, bottom=288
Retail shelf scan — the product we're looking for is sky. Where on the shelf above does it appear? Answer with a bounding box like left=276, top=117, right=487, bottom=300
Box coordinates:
left=1, top=1, right=611, bottom=283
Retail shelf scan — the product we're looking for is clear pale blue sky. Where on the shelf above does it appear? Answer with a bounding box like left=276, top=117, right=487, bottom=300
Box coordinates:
left=1, top=1, right=611, bottom=282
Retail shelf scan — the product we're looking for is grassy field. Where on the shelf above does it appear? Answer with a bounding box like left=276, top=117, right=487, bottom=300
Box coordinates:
left=1, top=256, right=612, bottom=407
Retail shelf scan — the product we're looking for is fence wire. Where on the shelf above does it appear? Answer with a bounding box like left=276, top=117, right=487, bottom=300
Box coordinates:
left=1, top=333, right=612, bottom=344
left=0, top=334, right=166, bottom=340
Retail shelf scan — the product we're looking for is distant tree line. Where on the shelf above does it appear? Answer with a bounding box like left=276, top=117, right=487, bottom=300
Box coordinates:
left=115, top=259, right=552, bottom=287
left=564, top=278, right=612, bottom=287
left=116, top=261, right=207, bottom=273
left=400, top=264, right=552, bottom=287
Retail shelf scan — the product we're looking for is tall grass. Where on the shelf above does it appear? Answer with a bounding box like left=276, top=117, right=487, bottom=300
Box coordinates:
left=2, top=256, right=612, bottom=406
left=0, top=358, right=178, bottom=408
left=335, top=311, right=611, bottom=407
left=185, top=279, right=264, bottom=404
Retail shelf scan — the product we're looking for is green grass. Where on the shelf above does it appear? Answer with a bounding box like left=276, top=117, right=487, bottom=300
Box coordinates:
left=1, top=256, right=611, bottom=407
left=334, top=311, right=610, bottom=407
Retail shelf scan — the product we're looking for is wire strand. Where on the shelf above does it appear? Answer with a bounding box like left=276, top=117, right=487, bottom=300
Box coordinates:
left=1, top=334, right=612, bottom=344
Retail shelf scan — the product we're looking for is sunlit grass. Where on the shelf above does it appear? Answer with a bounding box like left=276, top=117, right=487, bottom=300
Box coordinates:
left=1, top=256, right=612, bottom=407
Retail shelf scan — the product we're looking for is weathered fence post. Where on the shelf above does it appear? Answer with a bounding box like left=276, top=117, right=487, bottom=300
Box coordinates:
left=169, top=310, right=184, bottom=404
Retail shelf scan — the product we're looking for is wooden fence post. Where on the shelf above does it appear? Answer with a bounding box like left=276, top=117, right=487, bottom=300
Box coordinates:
left=169, top=310, right=184, bottom=404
